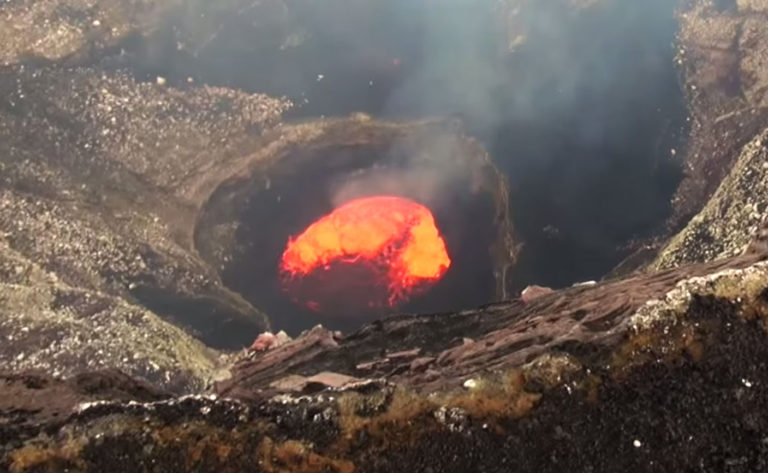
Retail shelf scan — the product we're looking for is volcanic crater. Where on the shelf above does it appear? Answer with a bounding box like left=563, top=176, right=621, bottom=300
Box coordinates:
left=195, top=118, right=515, bottom=335
left=138, top=0, right=690, bottom=342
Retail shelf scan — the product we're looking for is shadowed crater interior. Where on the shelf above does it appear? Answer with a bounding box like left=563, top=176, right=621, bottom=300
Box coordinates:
left=195, top=121, right=513, bottom=335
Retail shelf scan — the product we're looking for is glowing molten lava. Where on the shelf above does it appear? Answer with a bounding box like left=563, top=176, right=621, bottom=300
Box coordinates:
left=279, top=196, right=451, bottom=314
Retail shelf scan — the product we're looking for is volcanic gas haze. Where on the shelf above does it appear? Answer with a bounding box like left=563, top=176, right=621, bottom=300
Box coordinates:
left=279, top=196, right=451, bottom=314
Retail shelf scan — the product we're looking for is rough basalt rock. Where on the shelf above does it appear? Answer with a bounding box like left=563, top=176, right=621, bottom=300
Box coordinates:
left=3, top=0, right=768, bottom=471
left=621, top=0, right=768, bottom=274
left=0, top=238, right=220, bottom=393
left=0, top=66, right=291, bottom=386
left=0, top=0, right=179, bottom=66
left=2, top=250, right=768, bottom=472
left=671, top=0, right=768, bottom=228
left=652, top=128, right=768, bottom=270
left=218, top=251, right=768, bottom=396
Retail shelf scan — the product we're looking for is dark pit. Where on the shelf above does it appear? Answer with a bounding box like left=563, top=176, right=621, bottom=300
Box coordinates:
left=195, top=119, right=515, bottom=336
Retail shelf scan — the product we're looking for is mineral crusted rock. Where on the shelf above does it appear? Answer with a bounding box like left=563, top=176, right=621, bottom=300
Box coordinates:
left=0, top=66, right=288, bottom=349
left=627, top=0, right=768, bottom=274
left=653, top=128, right=768, bottom=270
left=0, top=65, right=293, bottom=392
left=672, top=0, right=768, bottom=226
left=0, top=0, right=179, bottom=66
left=0, top=240, right=220, bottom=393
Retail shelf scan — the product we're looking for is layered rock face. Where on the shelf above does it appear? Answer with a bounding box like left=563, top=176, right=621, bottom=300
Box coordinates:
left=2, top=0, right=768, bottom=472
left=648, top=0, right=768, bottom=270
left=661, top=0, right=768, bottom=248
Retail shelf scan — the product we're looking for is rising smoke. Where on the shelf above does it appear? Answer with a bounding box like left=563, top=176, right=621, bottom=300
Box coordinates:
left=129, top=0, right=687, bottom=289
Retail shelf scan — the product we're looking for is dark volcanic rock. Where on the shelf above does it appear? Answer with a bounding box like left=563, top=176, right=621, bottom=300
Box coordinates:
left=671, top=0, right=768, bottom=228
left=652, top=128, right=768, bottom=269
left=0, top=65, right=290, bottom=386
left=0, top=370, right=169, bottom=445
left=218, top=252, right=768, bottom=395
left=625, top=0, right=768, bottom=274
left=0, top=0, right=177, bottom=66
left=2, top=251, right=768, bottom=472
left=0, top=249, right=221, bottom=392
left=3, top=0, right=768, bottom=471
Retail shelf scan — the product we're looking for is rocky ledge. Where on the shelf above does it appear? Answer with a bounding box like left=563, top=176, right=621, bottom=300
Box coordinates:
left=3, top=243, right=768, bottom=471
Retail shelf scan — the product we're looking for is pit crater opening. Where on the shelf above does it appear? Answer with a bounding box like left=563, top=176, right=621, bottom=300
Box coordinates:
left=195, top=119, right=515, bottom=335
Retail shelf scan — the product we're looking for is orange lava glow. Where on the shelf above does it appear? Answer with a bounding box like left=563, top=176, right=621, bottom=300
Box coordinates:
left=279, top=196, right=451, bottom=313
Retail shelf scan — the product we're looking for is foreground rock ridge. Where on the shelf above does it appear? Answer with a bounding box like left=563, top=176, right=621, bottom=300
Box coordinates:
left=2, top=0, right=768, bottom=471
left=3, top=249, right=768, bottom=472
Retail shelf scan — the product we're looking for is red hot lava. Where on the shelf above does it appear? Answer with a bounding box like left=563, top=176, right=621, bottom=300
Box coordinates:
left=279, top=196, right=451, bottom=314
